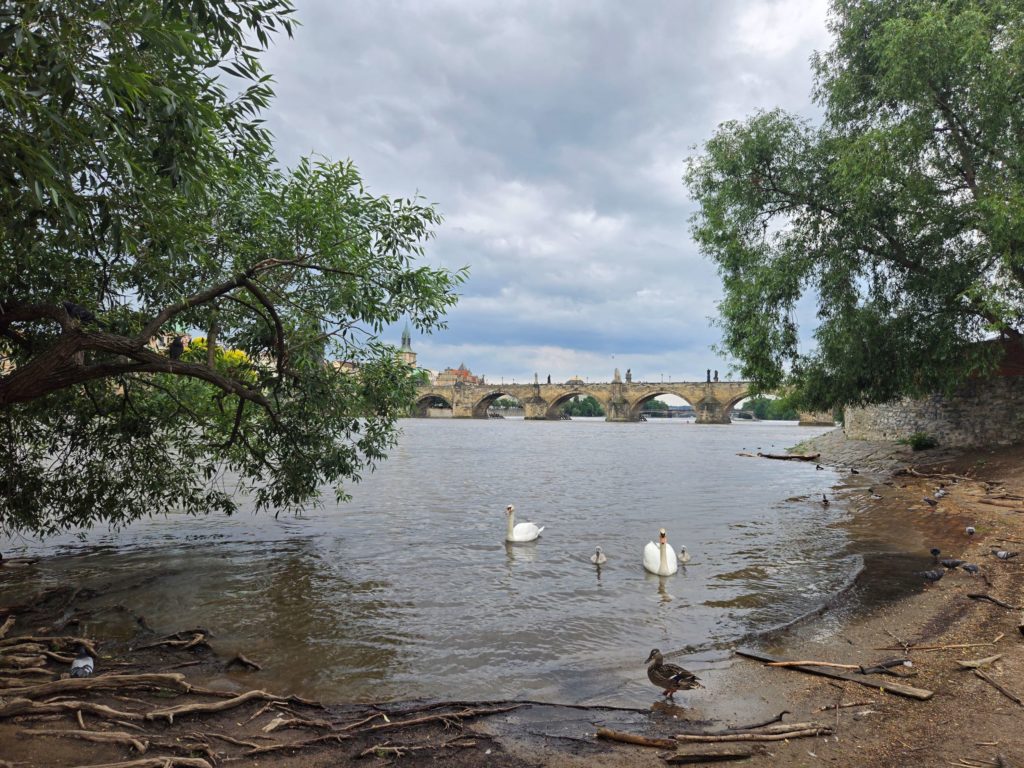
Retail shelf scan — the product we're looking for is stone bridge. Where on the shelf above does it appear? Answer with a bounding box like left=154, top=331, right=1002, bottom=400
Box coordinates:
left=414, top=377, right=833, bottom=425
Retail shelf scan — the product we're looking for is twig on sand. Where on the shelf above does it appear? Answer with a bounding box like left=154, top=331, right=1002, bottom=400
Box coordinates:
left=873, top=642, right=994, bottom=652
left=967, top=594, right=1020, bottom=610
left=974, top=670, right=1024, bottom=707
left=817, top=700, right=874, bottom=711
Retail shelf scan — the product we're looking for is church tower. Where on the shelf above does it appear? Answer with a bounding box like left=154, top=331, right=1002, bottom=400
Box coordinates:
left=399, top=323, right=417, bottom=367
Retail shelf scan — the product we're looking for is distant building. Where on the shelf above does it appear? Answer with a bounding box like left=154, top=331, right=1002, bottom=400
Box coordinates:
left=436, top=362, right=481, bottom=385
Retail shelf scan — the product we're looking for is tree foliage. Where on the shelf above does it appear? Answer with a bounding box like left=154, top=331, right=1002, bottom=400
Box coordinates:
left=744, top=396, right=798, bottom=421
left=686, top=0, right=1024, bottom=410
left=0, top=1, right=465, bottom=535
left=561, top=395, right=605, bottom=417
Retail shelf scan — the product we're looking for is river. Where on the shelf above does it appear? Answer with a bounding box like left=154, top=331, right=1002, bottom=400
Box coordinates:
left=2, top=418, right=863, bottom=706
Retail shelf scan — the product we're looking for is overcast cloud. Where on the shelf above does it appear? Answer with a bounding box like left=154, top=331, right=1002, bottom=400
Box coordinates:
left=260, top=0, right=832, bottom=383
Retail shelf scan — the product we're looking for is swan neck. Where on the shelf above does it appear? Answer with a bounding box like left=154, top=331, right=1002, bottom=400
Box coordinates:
left=506, top=511, right=515, bottom=539
left=659, top=541, right=667, bottom=571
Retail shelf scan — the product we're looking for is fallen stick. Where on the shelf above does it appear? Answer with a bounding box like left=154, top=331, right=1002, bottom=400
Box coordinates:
left=967, top=594, right=1021, bottom=610
left=896, top=467, right=977, bottom=482
left=595, top=727, right=677, bottom=749
left=817, top=700, right=874, bottom=711
left=676, top=727, right=833, bottom=743
left=18, top=727, right=148, bottom=754
left=665, top=750, right=756, bottom=764
left=764, top=660, right=860, bottom=670
left=974, top=670, right=1024, bottom=706
left=0, top=616, right=15, bottom=639
left=133, top=633, right=208, bottom=652
left=66, top=758, right=212, bottom=768
left=735, top=649, right=933, bottom=700
left=2, top=673, right=190, bottom=699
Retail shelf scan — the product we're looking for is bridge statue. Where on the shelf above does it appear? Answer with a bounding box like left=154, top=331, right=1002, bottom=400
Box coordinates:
left=413, top=375, right=833, bottom=425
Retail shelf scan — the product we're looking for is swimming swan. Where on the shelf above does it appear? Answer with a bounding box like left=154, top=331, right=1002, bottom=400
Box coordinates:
left=590, top=546, right=607, bottom=565
left=678, top=545, right=691, bottom=564
left=505, top=504, right=544, bottom=542
left=643, top=528, right=678, bottom=575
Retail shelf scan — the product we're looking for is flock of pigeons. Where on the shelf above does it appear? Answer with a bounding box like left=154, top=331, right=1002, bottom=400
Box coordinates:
left=915, top=526, right=1019, bottom=584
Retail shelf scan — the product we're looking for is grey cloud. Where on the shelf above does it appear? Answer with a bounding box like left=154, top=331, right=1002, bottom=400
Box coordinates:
left=260, top=0, right=831, bottom=382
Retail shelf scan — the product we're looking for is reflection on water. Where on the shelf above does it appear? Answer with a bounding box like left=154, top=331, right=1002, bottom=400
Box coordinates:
left=2, top=419, right=872, bottom=705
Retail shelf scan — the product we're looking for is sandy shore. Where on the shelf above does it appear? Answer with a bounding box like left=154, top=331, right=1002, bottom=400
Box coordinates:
left=3, top=430, right=1023, bottom=766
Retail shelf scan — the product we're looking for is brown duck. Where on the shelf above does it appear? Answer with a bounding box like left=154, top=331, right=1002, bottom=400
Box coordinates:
left=645, top=648, right=701, bottom=698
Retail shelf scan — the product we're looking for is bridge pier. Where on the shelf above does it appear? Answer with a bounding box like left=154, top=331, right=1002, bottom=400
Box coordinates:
left=694, top=397, right=730, bottom=424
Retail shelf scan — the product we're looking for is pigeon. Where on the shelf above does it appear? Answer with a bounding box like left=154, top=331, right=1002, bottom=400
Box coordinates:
left=930, top=548, right=941, bottom=560
left=168, top=335, right=185, bottom=360
left=991, top=549, right=1020, bottom=560
left=923, top=497, right=938, bottom=507
left=850, top=468, right=859, bottom=474
left=590, top=546, right=607, bottom=565
left=935, top=488, right=947, bottom=499
left=961, top=563, right=980, bottom=575
left=915, top=569, right=945, bottom=583
left=966, top=526, right=976, bottom=537
left=70, top=645, right=94, bottom=678
left=939, top=558, right=965, bottom=570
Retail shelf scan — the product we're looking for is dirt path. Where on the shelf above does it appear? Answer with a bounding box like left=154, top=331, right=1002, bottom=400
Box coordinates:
left=3, top=436, right=1024, bottom=767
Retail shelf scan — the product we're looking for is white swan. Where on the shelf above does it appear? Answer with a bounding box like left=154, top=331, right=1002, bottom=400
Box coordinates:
left=590, top=546, right=607, bottom=565
left=643, top=528, right=678, bottom=575
left=505, top=504, right=544, bottom=542
left=679, top=545, right=691, bottom=564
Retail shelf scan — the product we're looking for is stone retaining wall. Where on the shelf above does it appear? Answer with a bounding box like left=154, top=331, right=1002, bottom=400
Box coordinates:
left=843, top=377, right=1024, bottom=447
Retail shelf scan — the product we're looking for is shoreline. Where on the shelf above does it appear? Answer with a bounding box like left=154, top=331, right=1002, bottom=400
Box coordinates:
left=3, top=431, right=1023, bottom=766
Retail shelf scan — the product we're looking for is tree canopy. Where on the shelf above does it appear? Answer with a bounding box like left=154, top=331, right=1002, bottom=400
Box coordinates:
left=686, top=0, right=1024, bottom=410
left=0, top=1, right=465, bottom=535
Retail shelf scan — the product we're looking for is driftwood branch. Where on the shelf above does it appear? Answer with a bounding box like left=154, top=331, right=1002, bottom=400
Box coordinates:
left=225, top=653, right=262, bottom=671
left=146, top=689, right=285, bottom=723
left=676, top=727, right=833, bottom=743
left=0, top=697, right=143, bottom=721
left=363, top=704, right=523, bottom=734
left=0, top=616, right=14, bottom=639
left=756, top=452, right=820, bottom=461
left=735, top=649, right=933, bottom=700
left=595, top=727, right=677, bottom=749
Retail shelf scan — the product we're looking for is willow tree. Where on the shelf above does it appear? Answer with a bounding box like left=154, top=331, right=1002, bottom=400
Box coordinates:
left=686, top=0, right=1024, bottom=410
left=0, top=1, right=464, bottom=535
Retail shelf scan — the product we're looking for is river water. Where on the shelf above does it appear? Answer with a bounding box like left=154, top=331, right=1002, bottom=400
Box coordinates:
left=2, top=418, right=866, bottom=706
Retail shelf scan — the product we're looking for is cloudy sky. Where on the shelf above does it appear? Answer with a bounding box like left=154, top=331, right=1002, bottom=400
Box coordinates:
left=260, top=0, right=832, bottom=384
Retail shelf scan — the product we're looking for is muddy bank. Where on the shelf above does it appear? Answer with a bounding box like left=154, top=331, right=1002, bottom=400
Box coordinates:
left=3, top=432, right=1024, bottom=767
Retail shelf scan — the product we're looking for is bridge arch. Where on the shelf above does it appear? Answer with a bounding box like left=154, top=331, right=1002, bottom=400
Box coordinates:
left=413, top=392, right=453, bottom=417
left=541, top=389, right=612, bottom=419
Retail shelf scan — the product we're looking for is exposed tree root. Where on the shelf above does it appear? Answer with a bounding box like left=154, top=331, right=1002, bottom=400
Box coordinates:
left=146, top=689, right=286, bottom=724
left=18, top=727, right=148, bottom=754
left=2, top=674, right=190, bottom=699
left=67, top=758, right=212, bottom=768
left=242, top=733, right=352, bottom=757
left=0, top=696, right=144, bottom=721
